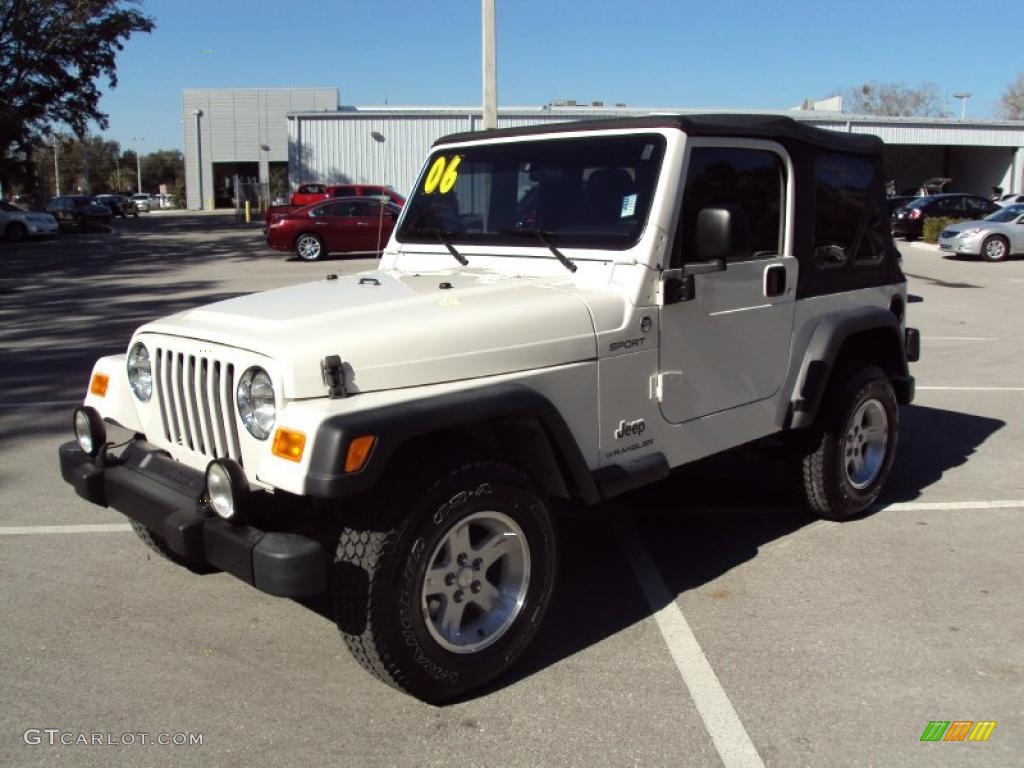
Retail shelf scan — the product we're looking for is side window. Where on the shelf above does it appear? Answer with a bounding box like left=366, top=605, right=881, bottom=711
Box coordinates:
left=674, top=146, right=784, bottom=266
left=814, top=153, right=886, bottom=265
left=963, top=196, right=990, bottom=215
left=333, top=186, right=356, bottom=197
left=324, top=202, right=354, bottom=217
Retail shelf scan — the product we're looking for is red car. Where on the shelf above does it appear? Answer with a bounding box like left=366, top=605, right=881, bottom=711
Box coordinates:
left=266, top=197, right=401, bottom=261
left=267, top=184, right=405, bottom=229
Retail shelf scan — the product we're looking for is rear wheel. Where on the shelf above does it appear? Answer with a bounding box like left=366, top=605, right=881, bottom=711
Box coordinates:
left=799, top=365, right=899, bottom=521
left=5, top=222, right=26, bottom=242
left=334, top=460, right=557, bottom=703
left=295, top=233, right=324, bottom=261
left=981, top=235, right=1009, bottom=262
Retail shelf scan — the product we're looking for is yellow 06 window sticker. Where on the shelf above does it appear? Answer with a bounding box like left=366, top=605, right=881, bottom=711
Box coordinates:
left=422, top=155, right=462, bottom=194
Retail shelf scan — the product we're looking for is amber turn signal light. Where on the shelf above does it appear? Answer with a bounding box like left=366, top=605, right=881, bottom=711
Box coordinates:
left=271, top=427, right=306, bottom=462
left=89, top=373, right=110, bottom=397
left=344, top=435, right=376, bottom=473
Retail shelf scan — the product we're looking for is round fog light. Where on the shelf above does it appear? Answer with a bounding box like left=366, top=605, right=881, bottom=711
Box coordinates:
left=73, top=406, right=106, bottom=457
left=205, top=459, right=248, bottom=523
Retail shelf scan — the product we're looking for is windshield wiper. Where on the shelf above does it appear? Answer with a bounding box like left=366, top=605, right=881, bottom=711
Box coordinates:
left=497, top=228, right=577, bottom=273
left=421, top=228, right=468, bottom=266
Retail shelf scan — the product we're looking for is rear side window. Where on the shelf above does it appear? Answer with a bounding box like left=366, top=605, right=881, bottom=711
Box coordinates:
left=674, top=146, right=784, bottom=266
left=814, top=153, right=887, bottom=265
left=332, top=186, right=357, bottom=197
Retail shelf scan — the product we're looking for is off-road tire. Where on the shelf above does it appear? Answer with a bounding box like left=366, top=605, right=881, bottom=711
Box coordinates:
left=5, top=222, right=26, bottom=242
left=799, top=365, right=899, bottom=521
left=130, top=521, right=217, bottom=574
left=333, top=461, right=557, bottom=703
left=981, top=235, right=1009, bottom=262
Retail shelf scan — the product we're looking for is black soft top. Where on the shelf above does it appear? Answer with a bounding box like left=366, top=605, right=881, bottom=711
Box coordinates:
left=434, top=114, right=883, bottom=157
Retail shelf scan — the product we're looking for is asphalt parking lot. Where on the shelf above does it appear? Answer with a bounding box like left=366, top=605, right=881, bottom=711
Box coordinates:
left=1, top=212, right=1021, bottom=767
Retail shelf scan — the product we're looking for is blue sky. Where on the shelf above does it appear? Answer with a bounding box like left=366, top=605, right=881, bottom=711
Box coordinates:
left=97, top=0, right=1020, bottom=152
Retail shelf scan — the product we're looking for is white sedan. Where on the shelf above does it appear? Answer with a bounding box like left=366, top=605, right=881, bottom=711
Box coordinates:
left=1, top=201, right=59, bottom=241
left=938, top=205, right=1024, bottom=261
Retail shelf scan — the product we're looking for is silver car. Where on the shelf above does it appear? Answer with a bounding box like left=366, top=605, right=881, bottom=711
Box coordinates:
left=938, top=204, right=1024, bottom=261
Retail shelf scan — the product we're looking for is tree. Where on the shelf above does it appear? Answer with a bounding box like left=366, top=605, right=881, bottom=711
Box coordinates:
left=0, top=0, right=154, bottom=191
left=996, top=73, right=1024, bottom=121
left=141, top=149, right=184, bottom=193
left=837, top=82, right=946, bottom=117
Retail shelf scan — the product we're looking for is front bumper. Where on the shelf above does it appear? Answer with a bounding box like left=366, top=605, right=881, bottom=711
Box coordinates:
left=938, top=235, right=982, bottom=256
left=59, top=440, right=326, bottom=597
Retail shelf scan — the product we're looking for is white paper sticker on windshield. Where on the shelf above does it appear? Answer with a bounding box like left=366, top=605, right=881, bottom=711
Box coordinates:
left=620, top=193, right=637, bottom=218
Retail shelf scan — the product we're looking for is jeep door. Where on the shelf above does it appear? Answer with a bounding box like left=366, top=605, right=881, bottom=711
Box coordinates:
left=659, top=141, right=797, bottom=424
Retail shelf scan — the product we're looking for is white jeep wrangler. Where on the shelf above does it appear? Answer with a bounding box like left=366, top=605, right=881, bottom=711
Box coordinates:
left=60, top=114, right=919, bottom=702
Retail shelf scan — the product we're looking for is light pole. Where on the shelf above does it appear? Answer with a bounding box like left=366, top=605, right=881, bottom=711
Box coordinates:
left=952, top=91, right=971, bottom=120
left=193, top=110, right=204, bottom=210
left=481, top=0, right=497, bottom=129
left=132, top=136, right=145, bottom=193
left=53, top=137, right=61, bottom=196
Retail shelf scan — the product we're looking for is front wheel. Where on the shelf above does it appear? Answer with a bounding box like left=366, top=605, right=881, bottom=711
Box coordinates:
left=982, top=235, right=1009, bottom=262
left=334, top=461, right=557, bottom=703
left=295, top=233, right=324, bottom=261
left=798, top=365, right=899, bottom=521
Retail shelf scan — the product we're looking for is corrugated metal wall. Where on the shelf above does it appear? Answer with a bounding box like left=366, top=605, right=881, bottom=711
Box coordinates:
left=289, top=108, right=1024, bottom=198
left=183, top=88, right=338, bottom=209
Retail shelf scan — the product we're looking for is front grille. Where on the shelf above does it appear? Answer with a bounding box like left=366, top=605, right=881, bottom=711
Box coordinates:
left=153, top=347, right=243, bottom=465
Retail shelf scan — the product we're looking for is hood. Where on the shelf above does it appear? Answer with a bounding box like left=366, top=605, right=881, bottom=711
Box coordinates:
left=941, top=219, right=987, bottom=234
left=137, top=269, right=608, bottom=398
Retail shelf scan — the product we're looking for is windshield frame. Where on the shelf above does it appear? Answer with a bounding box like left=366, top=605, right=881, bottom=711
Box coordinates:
left=396, top=131, right=668, bottom=253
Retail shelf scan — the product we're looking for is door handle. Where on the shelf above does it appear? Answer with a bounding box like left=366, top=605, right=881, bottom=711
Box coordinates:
left=764, top=264, right=786, bottom=297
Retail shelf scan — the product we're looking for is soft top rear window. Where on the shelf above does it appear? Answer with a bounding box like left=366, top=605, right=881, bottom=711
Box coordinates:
left=397, top=133, right=666, bottom=250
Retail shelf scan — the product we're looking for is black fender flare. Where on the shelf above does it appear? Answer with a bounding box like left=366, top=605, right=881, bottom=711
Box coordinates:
left=786, top=307, right=913, bottom=430
left=304, top=382, right=600, bottom=504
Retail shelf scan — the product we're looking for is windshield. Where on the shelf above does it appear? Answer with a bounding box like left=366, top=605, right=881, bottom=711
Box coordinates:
left=985, top=207, right=1022, bottom=222
left=397, top=133, right=666, bottom=250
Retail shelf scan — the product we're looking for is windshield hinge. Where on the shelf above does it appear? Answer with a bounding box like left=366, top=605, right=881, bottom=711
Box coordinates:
left=321, top=355, right=347, bottom=399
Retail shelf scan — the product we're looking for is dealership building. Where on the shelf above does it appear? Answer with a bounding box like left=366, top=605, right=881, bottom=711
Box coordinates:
left=182, top=88, right=1024, bottom=209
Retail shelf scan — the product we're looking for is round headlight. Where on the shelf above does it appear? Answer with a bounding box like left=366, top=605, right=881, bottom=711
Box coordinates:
left=205, top=459, right=248, bottom=522
left=73, top=406, right=106, bottom=457
left=127, top=342, right=152, bottom=402
left=236, top=367, right=275, bottom=440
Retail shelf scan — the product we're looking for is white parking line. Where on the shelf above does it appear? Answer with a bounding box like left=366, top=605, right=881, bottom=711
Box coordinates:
left=614, top=518, right=765, bottom=768
left=876, top=500, right=1024, bottom=512
left=921, top=337, right=997, bottom=341
left=917, top=386, right=1024, bottom=391
left=0, top=524, right=132, bottom=535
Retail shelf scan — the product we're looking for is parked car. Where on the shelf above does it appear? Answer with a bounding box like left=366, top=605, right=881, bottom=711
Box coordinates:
left=47, top=196, right=113, bottom=229
left=290, top=183, right=328, bottom=207
left=95, top=194, right=138, bottom=218
left=891, top=193, right=1000, bottom=240
left=885, top=196, right=916, bottom=216
left=0, top=201, right=58, bottom=241
left=995, top=193, right=1024, bottom=208
left=266, top=184, right=404, bottom=230
left=60, top=113, right=919, bottom=703
left=265, top=197, right=401, bottom=260
left=937, top=204, right=1024, bottom=261
left=131, top=193, right=156, bottom=212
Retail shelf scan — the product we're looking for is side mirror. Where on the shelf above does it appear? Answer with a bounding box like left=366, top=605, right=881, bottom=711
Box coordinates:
left=695, top=205, right=752, bottom=262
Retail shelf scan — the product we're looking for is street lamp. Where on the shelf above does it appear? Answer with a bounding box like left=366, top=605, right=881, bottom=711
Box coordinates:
left=132, top=136, right=145, bottom=193
left=952, top=91, right=971, bottom=120
left=193, top=110, right=204, bottom=210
